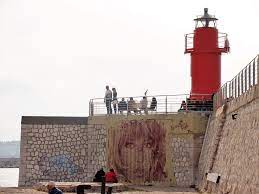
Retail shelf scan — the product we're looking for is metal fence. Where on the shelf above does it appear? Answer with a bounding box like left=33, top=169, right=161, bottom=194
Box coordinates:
left=89, top=94, right=213, bottom=116
left=185, top=33, right=194, bottom=52
left=184, top=32, right=228, bottom=53
left=214, top=54, right=259, bottom=108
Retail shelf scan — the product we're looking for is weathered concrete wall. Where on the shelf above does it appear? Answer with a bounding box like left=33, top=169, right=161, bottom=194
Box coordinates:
left=0, top=158, right=19, bottom=168
left=19, top=113, right=208, bottom=187
left=19, top=117, right=106, bottom=186
left=198, top=85, right=259, bottom=194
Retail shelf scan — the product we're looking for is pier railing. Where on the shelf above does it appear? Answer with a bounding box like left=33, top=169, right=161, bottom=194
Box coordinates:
left=214, top=54, right=259, bottom=108
left=89, top=94, right=213, bottom=116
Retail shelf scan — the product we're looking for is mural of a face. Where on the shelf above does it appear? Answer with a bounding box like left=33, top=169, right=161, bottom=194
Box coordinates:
left=108, top=119, right=166, bottom=183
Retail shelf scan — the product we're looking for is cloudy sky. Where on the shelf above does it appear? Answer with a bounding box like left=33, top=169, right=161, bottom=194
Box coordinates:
left=0, top=0, right=259, bottom=140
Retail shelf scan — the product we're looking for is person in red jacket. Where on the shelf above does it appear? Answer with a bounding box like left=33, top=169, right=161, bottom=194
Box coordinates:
left=105, top=169, right=118, bottom=183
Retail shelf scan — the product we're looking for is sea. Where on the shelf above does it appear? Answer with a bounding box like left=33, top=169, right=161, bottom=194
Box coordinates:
left=0, top=168, right=19, bottom=187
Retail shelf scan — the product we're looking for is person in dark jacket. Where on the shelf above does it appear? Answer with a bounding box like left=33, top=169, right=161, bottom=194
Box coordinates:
left=118, top=98, right=127, bottom=114
left=149, top=97, right=157, bottom=110
left=93, top=168, right=105, bottom=182
left=47, top=181, right=63, bottom=194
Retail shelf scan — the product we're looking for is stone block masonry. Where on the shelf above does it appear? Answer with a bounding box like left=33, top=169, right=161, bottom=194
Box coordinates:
left=19, top=117, right=106, bottom=186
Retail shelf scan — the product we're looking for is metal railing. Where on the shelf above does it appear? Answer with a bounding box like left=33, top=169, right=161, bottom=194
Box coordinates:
left=184, top=32, right=229, bottom=53
left=218, top=32, right=228, bottom=49
left=185, top=33, right=194, bottom=52
left=89, top=94, right=213, bottom=116
left=214, top=54, right=259, bottom=108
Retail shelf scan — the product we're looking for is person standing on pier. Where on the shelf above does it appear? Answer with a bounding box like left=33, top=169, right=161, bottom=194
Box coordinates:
left=104, top=85, right=112, bottom=114
left=112, top=88, right=118, bottom=114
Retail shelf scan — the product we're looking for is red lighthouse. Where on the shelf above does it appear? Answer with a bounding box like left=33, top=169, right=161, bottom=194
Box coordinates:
left=185, top=8, right=230, bottom=100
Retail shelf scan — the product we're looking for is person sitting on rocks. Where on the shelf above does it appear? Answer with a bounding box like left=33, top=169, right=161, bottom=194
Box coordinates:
left=93, top=168, right=105, bottom=182
left=47, top=181, right=63, bottom=194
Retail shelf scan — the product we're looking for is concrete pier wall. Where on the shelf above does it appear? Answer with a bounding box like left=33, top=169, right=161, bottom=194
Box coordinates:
left=19, top=113, right=208, bottom=187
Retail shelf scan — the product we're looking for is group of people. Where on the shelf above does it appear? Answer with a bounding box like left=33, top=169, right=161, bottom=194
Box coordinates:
left=46, top=169, right=118, bottom=194
left=104, top=85, right=157, bottom=115
left=104, top=86, right=117, bottom=114
left=178, top=99, right=213, bottom=112
left=93, top=168, right=118, bottom=183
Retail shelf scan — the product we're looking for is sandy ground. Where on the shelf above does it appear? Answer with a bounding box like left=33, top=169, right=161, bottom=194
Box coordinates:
left=0, top=187, right=200, bottom=194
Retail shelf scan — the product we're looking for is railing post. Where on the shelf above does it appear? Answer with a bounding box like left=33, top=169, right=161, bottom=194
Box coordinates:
left=240, top=73, right=242, bottom=96
left=241, top=71, right=244, bottom=95
left=165, top=96, right=168, bottom=114
left=231, top=80, right=234, bottom=98
left=234, top=78, right=236, bottom=98
left=220, top=88, right=223, bottom=106
left=101, top=176, right=106, bottom=194
left=244, top=68, right=247, bottom=92
left=228, top=82, right=231, bottom=98
left=257, top=55, right=259, bottom=84
left=224, top=84, right=227, bottom=100
left=91, top=100, right=94, bottom=116
left=248, top=64, right=251, bottom=88
left=89, top=100, right=93, bottom=116
left=185, top=35, right=187, bottom=51
left=253, top=60, right=256, bottom=86
left=89, top=101, right=90, bottom=116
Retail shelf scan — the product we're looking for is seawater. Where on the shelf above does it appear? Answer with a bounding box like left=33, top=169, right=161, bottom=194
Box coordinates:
left=0, top=168, right=19, bottom=187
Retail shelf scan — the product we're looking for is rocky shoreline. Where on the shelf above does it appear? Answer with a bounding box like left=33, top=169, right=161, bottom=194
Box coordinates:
left=0, top=158, right=19, bottom=168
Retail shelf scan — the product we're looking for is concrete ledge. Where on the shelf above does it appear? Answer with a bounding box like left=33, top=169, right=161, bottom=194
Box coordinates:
left=35, top=182, right=130, bottom=192
left=21, top=116, right=88, bottom=125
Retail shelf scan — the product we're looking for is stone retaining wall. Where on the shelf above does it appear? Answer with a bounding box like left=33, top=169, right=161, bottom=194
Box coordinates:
left=19, top=117, right=106, bottom=186
left=19, top=114, right=208, bottom=187
left=198, top=85, right=259, bottom=194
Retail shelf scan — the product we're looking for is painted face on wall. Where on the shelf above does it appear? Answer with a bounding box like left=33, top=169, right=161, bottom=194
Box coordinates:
left=108, top=119, right=166, bottom=183
left=120, top=131, right=153, bottom=182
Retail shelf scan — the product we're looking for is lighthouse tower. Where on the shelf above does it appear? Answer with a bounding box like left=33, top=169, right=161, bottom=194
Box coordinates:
left=185, top=8, right=230, bottom=100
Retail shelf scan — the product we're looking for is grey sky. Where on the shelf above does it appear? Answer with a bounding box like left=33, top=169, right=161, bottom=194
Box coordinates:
left=0, top=0, right=259, bottom=140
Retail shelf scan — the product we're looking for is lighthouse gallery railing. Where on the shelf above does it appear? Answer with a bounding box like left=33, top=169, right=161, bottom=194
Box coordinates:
left=185, top=32, right=228, bottom=53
